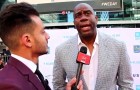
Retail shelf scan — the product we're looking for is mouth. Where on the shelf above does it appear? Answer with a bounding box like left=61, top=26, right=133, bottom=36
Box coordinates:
left=80, top=24, right=91, bottom=30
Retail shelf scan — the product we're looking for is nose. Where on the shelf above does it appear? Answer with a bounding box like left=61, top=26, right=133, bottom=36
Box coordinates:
left=80, top=14, right=88, bottom=22
left=45, top=32, right=50, bottom=40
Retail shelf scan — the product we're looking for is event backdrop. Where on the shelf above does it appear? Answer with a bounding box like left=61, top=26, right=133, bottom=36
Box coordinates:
left=39, top=28, right=140, bottom=90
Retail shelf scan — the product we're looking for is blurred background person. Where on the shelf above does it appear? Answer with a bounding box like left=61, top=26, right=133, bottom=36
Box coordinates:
left=0, top=55, right=4, bottom=69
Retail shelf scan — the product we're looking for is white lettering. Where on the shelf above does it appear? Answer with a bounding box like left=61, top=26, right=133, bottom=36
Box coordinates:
left=102, top=2, right=117, bottom=6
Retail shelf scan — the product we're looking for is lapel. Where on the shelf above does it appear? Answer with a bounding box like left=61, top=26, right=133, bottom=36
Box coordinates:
left=95, top=32, right=110, bottom=89
left=68, top=35, right=88, bottom=90
left=8, top=57, right=45, bottom=90
left=67, top=35, right=79, bottom=65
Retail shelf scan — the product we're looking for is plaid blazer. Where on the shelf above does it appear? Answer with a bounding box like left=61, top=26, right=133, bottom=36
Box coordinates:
left=53, top=31, right=133, bottom=90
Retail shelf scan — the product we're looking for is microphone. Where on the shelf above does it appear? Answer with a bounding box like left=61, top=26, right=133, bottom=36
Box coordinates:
left=72, top=46, right=91, bottom=90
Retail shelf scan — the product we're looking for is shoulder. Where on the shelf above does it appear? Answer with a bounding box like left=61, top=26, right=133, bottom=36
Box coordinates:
left=0, top=64, right=18, bottom=79
left=0, top=65, right=29, bottom=89
left=0, top=67, right=20, bottom=88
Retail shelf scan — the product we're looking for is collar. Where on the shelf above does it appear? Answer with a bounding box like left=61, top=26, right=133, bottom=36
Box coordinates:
left=11, top=54, right=37, bottom=73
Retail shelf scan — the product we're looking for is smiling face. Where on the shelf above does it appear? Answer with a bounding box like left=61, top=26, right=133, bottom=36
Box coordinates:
left=74, top=3, right=98, bottom=38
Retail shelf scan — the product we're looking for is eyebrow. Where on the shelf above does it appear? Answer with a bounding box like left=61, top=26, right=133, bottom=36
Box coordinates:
left=75, top=9, right=91, bottom=14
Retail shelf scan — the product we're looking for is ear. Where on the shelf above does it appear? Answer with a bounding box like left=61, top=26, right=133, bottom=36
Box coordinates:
left=73, top=20, right=77, bottom=29
left=95, top=16, right=98, bottom=23
left=21, top=34, right=32, bottom=47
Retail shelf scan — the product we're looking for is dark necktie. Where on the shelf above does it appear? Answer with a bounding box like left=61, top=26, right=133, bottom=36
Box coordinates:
left=35, top=69, right=51, bottom=90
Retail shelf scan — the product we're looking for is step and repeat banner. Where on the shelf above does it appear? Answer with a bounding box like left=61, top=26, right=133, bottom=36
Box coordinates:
left=39, top=28, right=140, bottom=90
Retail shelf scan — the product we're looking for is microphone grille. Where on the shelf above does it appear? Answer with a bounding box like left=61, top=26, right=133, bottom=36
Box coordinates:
left=80, top=46, right=87, bottom=54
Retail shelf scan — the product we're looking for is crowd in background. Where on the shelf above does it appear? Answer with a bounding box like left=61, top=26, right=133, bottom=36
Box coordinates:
left=0, top=47, right=11, bottom=69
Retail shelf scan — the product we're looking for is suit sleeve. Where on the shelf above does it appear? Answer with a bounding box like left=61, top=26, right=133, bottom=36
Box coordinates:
left=117, top=42, right=134, bottom=90
left=53, top=47, right=67, bottom=90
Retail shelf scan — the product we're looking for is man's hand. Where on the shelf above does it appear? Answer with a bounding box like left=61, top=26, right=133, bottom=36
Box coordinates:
left=66, top=77, right=83, bottom=90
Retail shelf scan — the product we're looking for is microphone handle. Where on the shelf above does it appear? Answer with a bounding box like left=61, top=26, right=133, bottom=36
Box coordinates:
left=71, top=63, right=83, bottom=90
left=75, top=63, right=83, bottom=86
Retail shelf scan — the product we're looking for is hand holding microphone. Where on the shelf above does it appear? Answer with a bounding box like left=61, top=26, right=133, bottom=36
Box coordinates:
left=72, top=46, right=91, bottom=90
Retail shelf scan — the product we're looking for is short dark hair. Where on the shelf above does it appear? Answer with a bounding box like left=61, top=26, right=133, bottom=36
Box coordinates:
left=0, top=2, right=39, bottom=49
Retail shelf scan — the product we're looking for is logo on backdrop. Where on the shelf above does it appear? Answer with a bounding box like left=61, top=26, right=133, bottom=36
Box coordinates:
left=135, top=32, right=140, bottom=40
left=111, top=34, right=120, bottom=38
left=130, top=61, right=140, bottom=65
left=136, top=85, right=140, bottom=90
left=133, top=74, right=140, bottom=77
left=134, top=45, right=140, bottom=53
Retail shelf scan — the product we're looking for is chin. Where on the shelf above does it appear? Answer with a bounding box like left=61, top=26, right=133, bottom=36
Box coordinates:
left=39, top=51, right=48, bottom=56
left=44, top=51, right=48, bottom=54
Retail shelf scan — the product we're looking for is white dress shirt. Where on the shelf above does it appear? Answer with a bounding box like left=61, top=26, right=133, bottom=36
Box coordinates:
left=78, top=32, right=99, bottom=90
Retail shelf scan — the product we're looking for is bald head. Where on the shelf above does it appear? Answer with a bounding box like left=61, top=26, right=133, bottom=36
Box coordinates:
left=74, top=3, right=95, bottom=15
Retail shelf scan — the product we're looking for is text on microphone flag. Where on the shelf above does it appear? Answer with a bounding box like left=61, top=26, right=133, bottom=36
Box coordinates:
left=77, top=52, right=91, bottom=65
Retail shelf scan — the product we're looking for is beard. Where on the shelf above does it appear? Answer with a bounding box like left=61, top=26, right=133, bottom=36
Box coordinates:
left=34, top=38, right=49, bottom=56
left=38, top=46, right=49, bottom=55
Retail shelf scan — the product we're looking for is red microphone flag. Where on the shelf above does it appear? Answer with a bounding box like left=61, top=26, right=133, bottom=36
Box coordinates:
left=77, top=52, right=91, bottom=65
